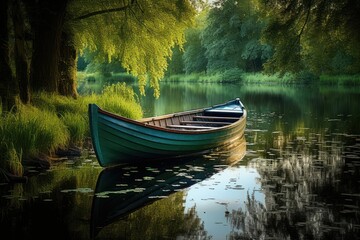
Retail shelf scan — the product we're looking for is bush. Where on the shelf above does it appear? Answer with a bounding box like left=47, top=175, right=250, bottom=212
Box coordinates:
left=221, top=68, right=244, bottom=83
left=294, top=71, right=319, bottom=84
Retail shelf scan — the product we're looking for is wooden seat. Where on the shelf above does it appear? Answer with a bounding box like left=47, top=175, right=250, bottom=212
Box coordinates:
left=167, top=125, right=215, bottom=130
left=193, top=116, right=238, bottom=122
left=180, top=120, right=231, bottom=126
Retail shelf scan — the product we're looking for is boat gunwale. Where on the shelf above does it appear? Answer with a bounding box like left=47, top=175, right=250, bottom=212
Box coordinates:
left=96, top=105, right=246, bottom=135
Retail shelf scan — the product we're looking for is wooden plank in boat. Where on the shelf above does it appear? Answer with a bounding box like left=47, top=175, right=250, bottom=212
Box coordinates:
left=193, top=116, right=239, bottom=121
left=180, top=120, right=231, bottom=126
left=166, top=125, right=216, bottom=130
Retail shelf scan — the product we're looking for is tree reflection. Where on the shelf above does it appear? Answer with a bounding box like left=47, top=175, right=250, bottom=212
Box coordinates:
left=96, top=192, right=211, bottom=240
left=227, top=131, right=360, bottom=239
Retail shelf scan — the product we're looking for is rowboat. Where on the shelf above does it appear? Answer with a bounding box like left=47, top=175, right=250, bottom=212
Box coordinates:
left=90, top=136, right=246, bottom=238
left=88, top=98, right=246, bottom=167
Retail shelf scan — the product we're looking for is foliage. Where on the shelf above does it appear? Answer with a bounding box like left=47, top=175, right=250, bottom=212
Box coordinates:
left=221, top=68, right=244, bottom=83
left=258, top=0, right=360, bottom=75
left=201, top=0, right=241, bottom=73
left=68, top=0, right=196, bottom=97
left=294, top=71, right=319, bottom=84
left=77, top=56, right=88, bottom=71
left=165, top=45, right=185, bottom=76
left=182, top=10, right=208, bottom=74
left=0, top=0, right=196, bottom=114
left=201, top=0, right=271, bottom=73
left=77, top=71, right=138, bottom=95
left=84, top=56, right=127, bottom=76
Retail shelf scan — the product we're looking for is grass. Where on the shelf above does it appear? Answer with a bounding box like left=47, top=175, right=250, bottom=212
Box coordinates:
left=0, top=105, right=69, bottom=158
left=163, top=72, right=304, bottom=84
left=0, top=82, right=142, bottom=176
left=77, top=71, right=137, bottom=94
left=165, top=72, right=229, bottom=83
left=164, top=71, right=360, bottom=85
left=319, top=74, right=360, bottom=86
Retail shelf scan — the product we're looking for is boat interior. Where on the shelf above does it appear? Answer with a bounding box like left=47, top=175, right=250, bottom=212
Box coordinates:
left=142, top=108, right=242, bottom=131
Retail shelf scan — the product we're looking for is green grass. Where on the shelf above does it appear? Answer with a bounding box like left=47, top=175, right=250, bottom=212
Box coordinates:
left=0, top=105, right=70, bottom=158
left=0, top=82, right=142, bottom=176
left=60, top=112, right=88, bottom=146
left=165, top=73, right=226, bottom=83
left=319, top=74, right=360, bottom=86
left=163, top=71, right=303, bottom=84
left=77, top=71, right=137, bottom=94
left=166, top=71, right=360, bottom=86
left=1, top=144, right=23, bottom=176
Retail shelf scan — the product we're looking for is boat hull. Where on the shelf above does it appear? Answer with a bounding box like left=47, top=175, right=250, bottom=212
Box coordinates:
left=89, top=99, right=246, bottom=167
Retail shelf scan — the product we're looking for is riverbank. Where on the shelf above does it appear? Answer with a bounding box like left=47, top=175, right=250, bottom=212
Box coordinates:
left=163, top=72, right=360, bottom=85
left=2, top=72, right=360, bottom=183
left=0, top=83, right=142, bottom=183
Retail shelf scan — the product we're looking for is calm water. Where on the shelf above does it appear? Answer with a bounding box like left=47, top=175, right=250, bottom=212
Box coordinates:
left=1, top=82, right=360, bottom=240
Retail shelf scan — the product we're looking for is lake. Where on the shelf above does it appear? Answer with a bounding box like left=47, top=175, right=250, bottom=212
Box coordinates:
left=1, top=82, right=360, bottom=240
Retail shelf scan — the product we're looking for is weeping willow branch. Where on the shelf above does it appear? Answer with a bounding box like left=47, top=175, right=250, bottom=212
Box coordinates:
left=298, top=0, right=312, bottom=41
left=72, top=0, right=136, bottom=21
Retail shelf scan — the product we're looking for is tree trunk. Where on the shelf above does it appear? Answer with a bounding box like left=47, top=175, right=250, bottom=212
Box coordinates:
left=30, top=0, right=68, bottom=94
left=0, top=0, right=19, bottom=112
left=13, top=0, right=30, bottom=104
left=58, top=31, right=78, bottom=98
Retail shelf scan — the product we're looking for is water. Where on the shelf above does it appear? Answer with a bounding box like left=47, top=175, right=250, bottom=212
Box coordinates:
left=1, top=82, right=360, bottom=240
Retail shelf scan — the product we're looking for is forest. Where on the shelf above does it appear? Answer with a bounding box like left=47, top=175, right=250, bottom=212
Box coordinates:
left=1, top=0, right=360, bottom=178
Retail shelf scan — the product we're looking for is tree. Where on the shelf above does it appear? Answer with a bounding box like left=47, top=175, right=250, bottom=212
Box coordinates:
left=259, top=0, right=360, bottom=74
left=182, top=10, right=208, bottom=74
left=165, top=46, right=185, bottom=76
left=68, top=0, right=195, bottom=97
left=12, top=0, right=30, bottom=104
left=201, top=0, right=270, bottom=73
left=0, top=0, right=19, bottom=111
left=30, top=0, right=69, bottom=95
left=0, top=0, right=196, bottom=112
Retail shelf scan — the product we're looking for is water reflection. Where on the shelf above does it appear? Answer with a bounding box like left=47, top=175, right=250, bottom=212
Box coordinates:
left=91, top=136, right=246, bottom=239
left=0, top=160, right=101, bottom=240
left=242, top=128, right=360, bottom=239
left=184, top=163, right=264, bottom=239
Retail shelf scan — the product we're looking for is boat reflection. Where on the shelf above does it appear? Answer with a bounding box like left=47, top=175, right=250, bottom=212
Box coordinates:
left=90, top=136, right=247, bottom=238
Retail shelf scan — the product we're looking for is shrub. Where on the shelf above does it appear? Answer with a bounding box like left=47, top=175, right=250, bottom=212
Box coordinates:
left=294, top=71, right=319, bottom=84
left=221, top=68, right=244, bottom=83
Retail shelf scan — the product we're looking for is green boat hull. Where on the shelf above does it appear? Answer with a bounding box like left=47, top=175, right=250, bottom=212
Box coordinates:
left=89, top=98, right=246, bottom=167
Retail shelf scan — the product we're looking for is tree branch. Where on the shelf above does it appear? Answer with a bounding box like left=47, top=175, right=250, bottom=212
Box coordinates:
left=72, top=0, right=136, bottom=21
left=298, top=0, right=312, bottom=40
